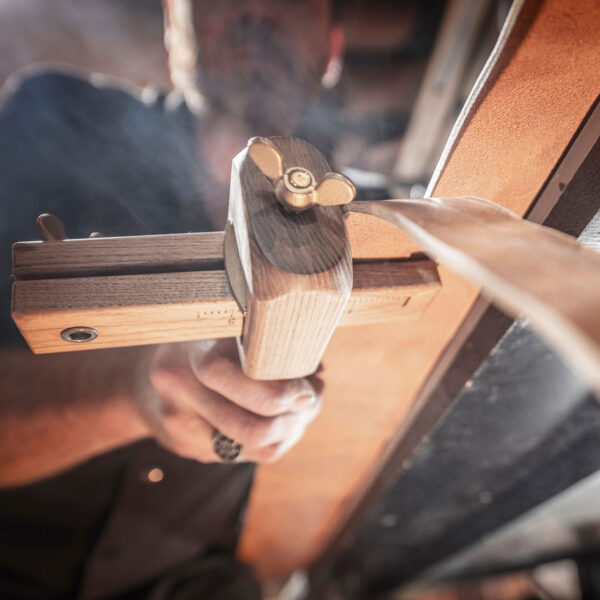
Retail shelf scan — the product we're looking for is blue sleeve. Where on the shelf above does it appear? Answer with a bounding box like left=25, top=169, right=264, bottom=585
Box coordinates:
left=0, top=70, right=209, bottom=345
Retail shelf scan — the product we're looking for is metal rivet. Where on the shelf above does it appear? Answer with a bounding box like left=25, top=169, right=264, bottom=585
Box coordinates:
left=36, top=213, right=66, bottom=241
left=288, top=168, right=313, bottom=189
left=60, top=327, right=98, bottom=343
left=144, top=467, right=164, bottom=483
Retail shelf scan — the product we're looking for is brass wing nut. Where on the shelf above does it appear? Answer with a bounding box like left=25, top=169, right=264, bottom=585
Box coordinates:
left=247, top=136, right=356, bottom=213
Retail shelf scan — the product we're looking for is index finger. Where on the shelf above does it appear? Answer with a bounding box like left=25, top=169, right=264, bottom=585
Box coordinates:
left=187, top=339, right=320, bottom=417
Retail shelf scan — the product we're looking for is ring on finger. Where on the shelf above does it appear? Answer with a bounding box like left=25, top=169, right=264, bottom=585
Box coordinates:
left=212, top=430, right=243, bottom=463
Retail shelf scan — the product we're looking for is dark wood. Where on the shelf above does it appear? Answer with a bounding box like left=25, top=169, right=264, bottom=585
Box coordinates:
left=228, top=137, right=353, bottom=379
left=12, top=232, right=225, bottom=280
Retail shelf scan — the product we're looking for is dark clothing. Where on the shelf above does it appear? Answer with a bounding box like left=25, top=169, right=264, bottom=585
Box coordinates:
left=0, top=71, right=256, bottom=598
left=0, top=440, right=256, bottom=599
left=0, top=70, right=212, bottom=344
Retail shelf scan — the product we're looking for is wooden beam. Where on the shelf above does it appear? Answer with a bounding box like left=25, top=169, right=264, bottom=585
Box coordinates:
left=12, top=232, right=225, bottom=280
left=12, top=218, right=421, bottom=281
left=12, top=260, right=440, bottom=354
left=227, top=137, right=353, bottom=380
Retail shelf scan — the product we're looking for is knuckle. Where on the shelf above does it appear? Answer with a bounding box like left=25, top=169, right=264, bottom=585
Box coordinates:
left=171, top=441, right=207, bottom=463
left=252, top=443, right=282, bottom=464
left=281, top=377, right=310, bottom=398
left=149, top=366, right=171, bottom=386
left=150, top=365, right=188, bottom=388
left=305, top=395, right=323, bottom=421
left=235, top=412, right=275, bottom=447
left=193, top=353, right=237, bottom=387
left=250, top=378, right=317, bottom=417
left=253, top=413, right=300, bottom=447
left=260, top=445, right=282, bottom=464
left=250, top=382, right=294, bottom=416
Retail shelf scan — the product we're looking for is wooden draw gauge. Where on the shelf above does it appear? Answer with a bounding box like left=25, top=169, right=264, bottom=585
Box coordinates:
left=9, top=0, right=600, bottom=583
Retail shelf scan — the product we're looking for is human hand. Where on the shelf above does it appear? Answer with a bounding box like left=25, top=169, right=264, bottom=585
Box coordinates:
left=149, top=339, right=323, bottom=464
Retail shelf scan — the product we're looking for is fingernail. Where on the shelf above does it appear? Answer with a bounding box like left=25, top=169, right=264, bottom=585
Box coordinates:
left=292, top=393, right=315, bottom=409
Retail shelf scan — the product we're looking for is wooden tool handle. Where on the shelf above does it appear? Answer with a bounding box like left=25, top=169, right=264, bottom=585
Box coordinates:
left=228, top=137, right=353, bottom=380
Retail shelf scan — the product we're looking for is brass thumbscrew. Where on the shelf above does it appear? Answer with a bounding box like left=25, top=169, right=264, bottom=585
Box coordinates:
left=247, top=136, right=356, bottom=213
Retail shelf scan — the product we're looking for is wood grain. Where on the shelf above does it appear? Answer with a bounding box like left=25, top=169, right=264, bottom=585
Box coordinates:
left=11, top=271, right=242, bottom=353
left=229, top=137, right=353, bottom=380
left=239, top=0, right=600, bottom=579
left=12, top=219, right=419, bottom=280
left=12, top=232, right=225, bottom=280
left=12, top=260, right=439, bottom=354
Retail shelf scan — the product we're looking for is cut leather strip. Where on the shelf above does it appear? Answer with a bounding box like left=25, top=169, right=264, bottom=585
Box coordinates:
left=345, top=197, right=600, bottom=394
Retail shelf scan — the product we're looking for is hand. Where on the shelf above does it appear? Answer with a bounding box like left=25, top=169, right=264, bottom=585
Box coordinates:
left=149, top=339, right=323, bottom=464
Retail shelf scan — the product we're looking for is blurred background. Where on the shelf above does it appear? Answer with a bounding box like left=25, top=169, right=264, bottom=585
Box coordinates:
left=0, top=0, right=508, bottom=198
left=4, top=2, right=595, bottom=599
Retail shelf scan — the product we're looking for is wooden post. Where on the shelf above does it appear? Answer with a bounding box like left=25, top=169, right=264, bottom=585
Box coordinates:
left=227, top=137, right=354, bottom=380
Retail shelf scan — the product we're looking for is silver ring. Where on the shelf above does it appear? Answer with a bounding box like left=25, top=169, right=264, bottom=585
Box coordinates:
left=212, top=431, right=243, bottom=463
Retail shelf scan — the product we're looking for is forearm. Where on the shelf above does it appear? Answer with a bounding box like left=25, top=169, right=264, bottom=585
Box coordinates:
left=0, top=345, right=156, bottom=416
left=0, top=345, right=157, bottom=487
left=0, top=339, right=324, bottom=483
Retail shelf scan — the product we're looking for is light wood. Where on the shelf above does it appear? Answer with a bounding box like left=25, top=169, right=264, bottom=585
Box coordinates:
left=228, top=137, right=353, bottom=380
left=11, top=261, right=439, bottom=354
left=341, top=261, right=439, bottom=326
left=239, top=0, right=600, bottom=579
left=12, top=271, right=241, bottom=353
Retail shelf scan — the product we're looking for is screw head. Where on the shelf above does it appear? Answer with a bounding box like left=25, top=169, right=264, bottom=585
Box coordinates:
left=288, top=168, right=313, bottom=189
left=141, top=467, right=164, bottom=483
left=60, top=326, right=98, bottom=343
